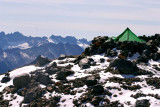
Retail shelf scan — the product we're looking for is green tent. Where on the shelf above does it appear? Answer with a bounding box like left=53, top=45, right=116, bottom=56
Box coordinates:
left=115, top=27, right=146, bottom=43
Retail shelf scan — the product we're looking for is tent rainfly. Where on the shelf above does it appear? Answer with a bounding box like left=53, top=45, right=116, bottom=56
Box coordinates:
left=115, top=27, right=146, bottom=43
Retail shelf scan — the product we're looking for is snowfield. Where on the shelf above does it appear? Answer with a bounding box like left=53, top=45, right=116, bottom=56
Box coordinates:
left=0, top=53, right=160, bottom=107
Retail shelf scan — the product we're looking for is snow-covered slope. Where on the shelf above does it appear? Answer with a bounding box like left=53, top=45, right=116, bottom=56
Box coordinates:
left=0, top=53, right=160, bottom=107
left=1, top=35, right=160, bottom=107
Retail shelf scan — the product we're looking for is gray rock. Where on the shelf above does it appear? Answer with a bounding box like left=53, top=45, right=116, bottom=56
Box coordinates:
left=65, top=69, right=74, bottom=76
left=142, top=49, right=151, bottom=57
left=23, top=86, right=45, bottom=103
left=58, top=54, right=66, bottom=60
left=109, top=59, right=138, bottom=74
left=29, top=55, right=51, bottom=67
left=105, top=48, right=111, bottom=57
left=35, top=73, right=51, bottom=85
left=92, top=85, right=104, bottom=94
left=13, top=73, right=31, bottom=89
left=56, top=71, right=66, bottom=80
left=56, top=68, right=74, bottom=80
left=135, top=99, right=150, bottom=107
left=46, top=67, right=59, bottom=75
left=137, top=56, right=149, bottom=63
left=78, top=58, right=90, bottom=69
left=86, top=76, right=97, bottom=86
left=91, top=96, right=102, bottom=106
left=1, top=76, right=10, bottom=83
left=100, top=58, right=105, bottom=63
left=151, top=53, right=160, bottom=61
left=109, top=59, right=119, bottom=67
left=51, top=62, right=57, bottom=67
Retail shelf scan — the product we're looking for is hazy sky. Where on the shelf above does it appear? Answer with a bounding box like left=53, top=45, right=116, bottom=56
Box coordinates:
left=0, top=0, right=160, bottom=40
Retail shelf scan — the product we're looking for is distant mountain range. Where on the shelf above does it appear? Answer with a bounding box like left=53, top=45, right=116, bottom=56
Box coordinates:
left=0, top=32, right=90, bottom=74
left=0, top=31, right=90, bottom=50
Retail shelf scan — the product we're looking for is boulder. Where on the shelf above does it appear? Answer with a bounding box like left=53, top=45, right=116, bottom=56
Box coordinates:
left=137, top=56, right=149, bottom=63
left=105, top=48, right=111, bottom=57
left=56, top=71, right=66, bottom=80
left=88, top=58, right=96, bottom=66
left=23, top=86, right=45, bottom=103
left=3, top=86, right=12, bottom=94
left=46, top=86, right=53, bottom=92
left=1, top=76, right=10, bottom=83
left=105, top=49, right=117, bottom=57
left=149, top=45, right=158, bottom=53
left=110, top=50, right=117, bottom=57
left=84, top=47, right=92, bottom=56
left=78, top=58, right=90, bottom=69
left=50, top=62, right=57, bottom=67
left=146, top=40, right=153, bottom=46
left=92, top=85, right=104, bottom=95
left=3, top=85, right=15, bottom=94
left=109, top=59, right=138, bottom=74
left=91, top=96, right=103, bottom=106
left=58, top=54, right=66, bottom=60
left=120, top=50, right=129, bottom=58
left=150, top=53, right=160, bottom=61
left=73, top=55, right=85, bottom=64
left=86, top=76, right=97, bottom=86
left=97, top=45, right=106, bottom=54
left=65, top=69, right=74, bottom=76
left=13, top=73, right=31, bottom=89
left=142, top=49, right=151, bottom=57
left=100, top=58, right=105, bottom=63
left=65, top=64, right=73, bottom=69
left=135, top=99, right=150, bottom=107
left=56, top=68, right=74, bottom=80
left=118, top=54, right=126, bottom=59
left=46, top=67, right=59, bottom=75
left=35, top=73, right=51, bottom=85
left=92, top=36, right=108, bottom=47
left=29, top=55, right=51, bottom=67
left=128, top=52, right=134, bottom=57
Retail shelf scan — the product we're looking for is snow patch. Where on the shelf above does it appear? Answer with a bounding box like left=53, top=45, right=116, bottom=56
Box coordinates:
left=78, top=43, right=89, bottom=49
left=8, top=42, right=31, bottom=49
left=20, top=52, right=30, bottom=58
left=48, top=37, right=54, bottom=43
left=3, top=52, right=7, bottom=58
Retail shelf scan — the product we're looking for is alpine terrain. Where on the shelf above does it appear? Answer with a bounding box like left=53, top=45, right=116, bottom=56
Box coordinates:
left=0, top=32, right=90, bottom=74
left=1, top=34, right=160, bottom=107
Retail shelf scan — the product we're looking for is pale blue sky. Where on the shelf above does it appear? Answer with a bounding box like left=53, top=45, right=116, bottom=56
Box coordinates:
left=0, top=0, right=160, bottom=40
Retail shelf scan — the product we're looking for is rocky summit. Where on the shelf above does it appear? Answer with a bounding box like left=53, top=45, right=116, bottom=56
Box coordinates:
left=1, top=35, right=160, bottom=107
